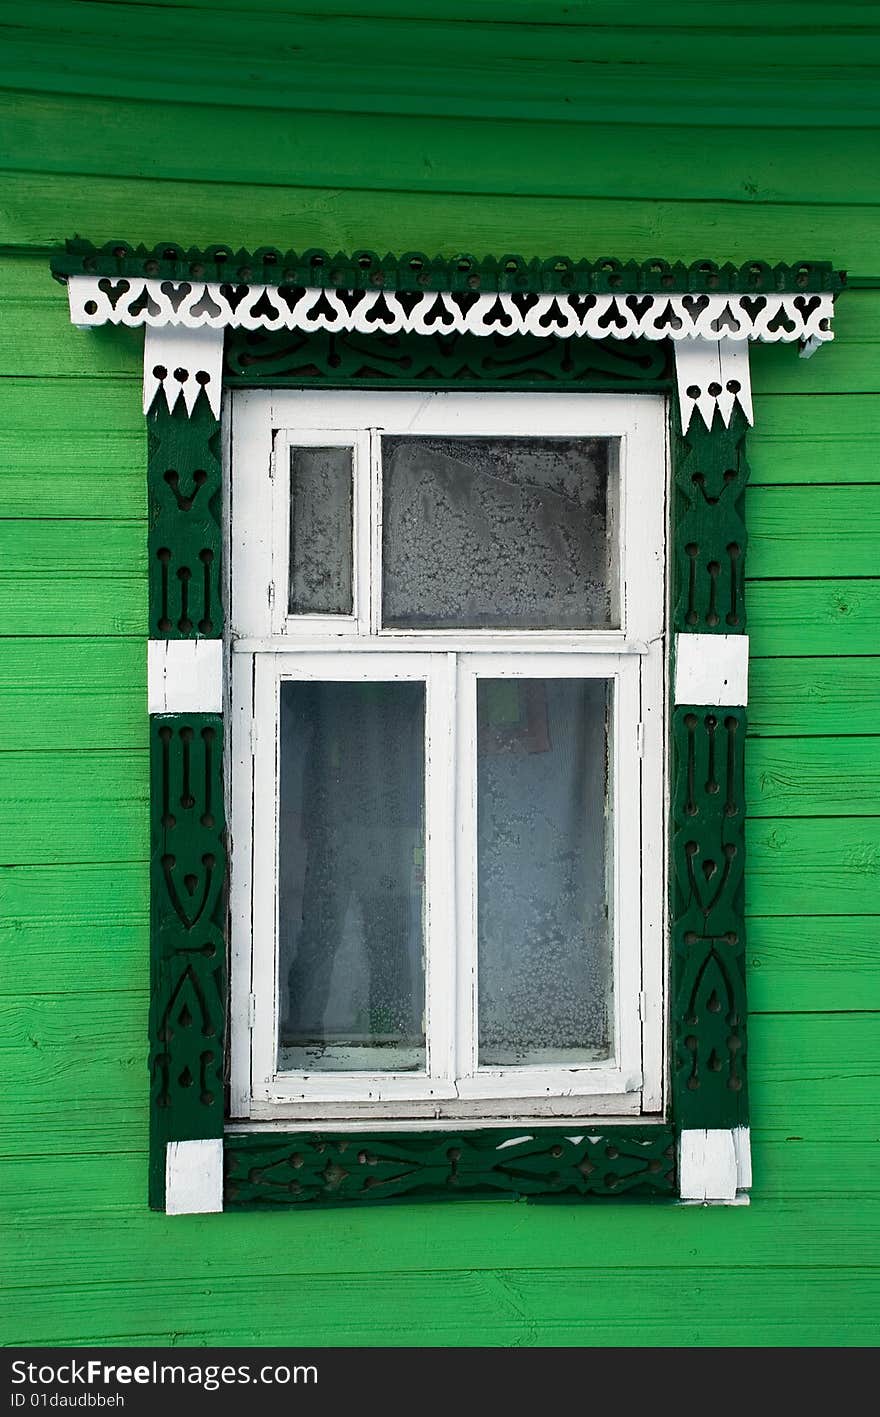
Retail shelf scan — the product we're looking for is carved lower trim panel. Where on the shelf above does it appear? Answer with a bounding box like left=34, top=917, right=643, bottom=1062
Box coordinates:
left=224, top=1127, right=676, bottom=1208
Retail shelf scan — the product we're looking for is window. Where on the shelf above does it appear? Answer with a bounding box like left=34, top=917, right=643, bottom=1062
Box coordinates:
left=228, top=391, right=667, bottom=1125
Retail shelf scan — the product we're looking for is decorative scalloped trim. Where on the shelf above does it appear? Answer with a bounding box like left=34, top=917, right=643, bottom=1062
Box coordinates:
left=51, top=240, right=846, bottom=296
left=67, top=276, right=835, bottom=349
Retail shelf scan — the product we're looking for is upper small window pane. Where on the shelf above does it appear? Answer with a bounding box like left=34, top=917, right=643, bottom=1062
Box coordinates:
left=381, top=435, right=616, bottom=630
left=289, top=446, right=353, bottom=615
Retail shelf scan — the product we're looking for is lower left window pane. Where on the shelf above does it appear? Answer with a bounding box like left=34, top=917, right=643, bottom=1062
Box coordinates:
left=278, top=678, right=427, bottom=1072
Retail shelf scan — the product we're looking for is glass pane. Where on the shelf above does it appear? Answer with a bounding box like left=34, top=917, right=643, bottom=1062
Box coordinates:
left=278, top=679, right=426, bottom=1071
left=288, top=446, right=353, bottom=614
left=477, top=677, right=613, bottom=1066
left=382, top=436, right=615, bottom=629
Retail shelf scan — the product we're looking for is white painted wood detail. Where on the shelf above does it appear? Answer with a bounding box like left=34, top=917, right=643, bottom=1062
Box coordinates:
left=165, top=1138, right=224, bottom=1214
left=674, top=337, right=754, bottom=431
left=678, top=1128, right=738, bottom=1201
left=228, top=389, right=667, bottom=1125
left=733, top=1125, right=753, bottom=1190
left=674, top=633, right=749, bottom=707
left=148, top=638, right=223, bottom=714
left=143, top=325, right=224, bottom=417
left=67, top=277, right=833, bottom=426
left=68, top=276, right=834, bottom=345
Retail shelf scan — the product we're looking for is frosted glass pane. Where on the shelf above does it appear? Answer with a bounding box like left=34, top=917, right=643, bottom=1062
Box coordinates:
left=477, top=678, right=613, bottom=1066
left=288, top=446, right=352, bottom=614
left=382, top=436, right=615, bottom=629
left=278, top=680, right=426, bottom=1071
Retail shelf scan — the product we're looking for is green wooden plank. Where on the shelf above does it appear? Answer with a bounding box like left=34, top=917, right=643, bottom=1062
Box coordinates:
left=746, top=817, right=880, bottom=914
left=749, top=395, right=880, bottom=486
left=4, top=176, right=875, bottom=274
left=5, top=1191, right=880, bottom=1291
left=749, top=657, right=880, bottom=737
left=747, top=580, right=880, bottom=656
left=2, top=5, right=878, bottom=128
left=0, top=992, right=147, bottom=1051
left=0, top=304, right=142, bottom=378
left=0, top=751, right=147, bottom=865
left=0, top=577, right=145, bottom=636
left=0, top=519, right=144, bottom=575
left=3, top=91, right=879, bottom=206
left=746, top=736, right=880, bottom=817
left=0, top=428, right=145, bottom=519
left=4, top=1266, right=880, bottom=1348
left=746, top=916, right=880, bottom=1013
left=748, top=1013, right=880, bottom=1140
left=747, top=485, right=880, bottom=578
left=45, top=1, right=880, bottom=26
left=0, top=640, right=146, bottom=750
left=0, top=520, right=146, bottom=635
left=0, top=863, right=147, bottom=995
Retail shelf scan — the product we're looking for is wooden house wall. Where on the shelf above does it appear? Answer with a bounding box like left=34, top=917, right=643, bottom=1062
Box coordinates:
left=1, top=0, right=878, bottom=1345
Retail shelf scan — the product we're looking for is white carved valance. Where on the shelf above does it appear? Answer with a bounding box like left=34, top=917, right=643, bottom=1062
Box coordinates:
left=63, top=275, right=837, bottom=430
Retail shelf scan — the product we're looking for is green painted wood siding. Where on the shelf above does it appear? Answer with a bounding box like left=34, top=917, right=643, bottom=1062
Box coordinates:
left=1, top=1, right=879, bottom=1347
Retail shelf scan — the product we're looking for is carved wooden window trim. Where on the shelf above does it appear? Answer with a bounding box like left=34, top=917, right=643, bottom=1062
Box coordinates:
left=49, top=243, right=846, bottom=1213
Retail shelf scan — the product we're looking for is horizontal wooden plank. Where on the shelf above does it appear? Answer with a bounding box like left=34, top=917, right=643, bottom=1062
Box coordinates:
left=5, top=1265, right=879, bottom=1347
left=0, top=751, right=148, bottom=865
left=0, top=416, right=145, bottom=519
left=748, top=657, right=880, bottom=737
left=44, top=1, right=880, bottom=27
left=746, top=916, right=880, bottom=1013
left=0, top=863, right=147, bottom=996
left=748, top=395, right=880, bottom=486
left=0, top=992, right=147, bottom=1051
left=0, top=304, right=142, bottom=378
left=746, top=736, right=880, bottom=817
left=4, top=90, right=878, bottom=207
left=747, top=817, right=880, bottom=915
left=0, top=640, right=146, bottom=750
left=0, top=517, right=146, bottom=635
left=3, top=175, right=876, bottom=276
left=2, top=5, right=878, bottom=131
left=5, top=1193, right=880, bottom=1306
left=747, top=580, right=880, bottom=657
left=747, top=485, right=880, bottom=579
left=748, top=1013, right=880, bottom=1140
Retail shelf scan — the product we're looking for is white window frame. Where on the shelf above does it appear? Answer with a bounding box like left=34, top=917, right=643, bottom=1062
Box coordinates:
left=228, top=390, right=667, bottom=1126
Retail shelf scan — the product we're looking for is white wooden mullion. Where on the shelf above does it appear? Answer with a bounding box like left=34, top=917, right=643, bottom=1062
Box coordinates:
left=454, top=657, right=479, bottom=1086
left=368, top=427, right=382, bottom=636
left=424, top=652, right=458, bottom=1089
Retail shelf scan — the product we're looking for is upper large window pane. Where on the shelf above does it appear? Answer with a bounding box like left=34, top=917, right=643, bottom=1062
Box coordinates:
left=381, top=435, right=616, bottom=630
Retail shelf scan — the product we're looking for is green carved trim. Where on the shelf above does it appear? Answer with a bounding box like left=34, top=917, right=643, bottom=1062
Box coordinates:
left=224, top=1126, right=676, bottom=1208
left=149, top=713, right=227, bottom=1211
left=672, top=410, right=749, bottom=634
left=148, top=401, right=222, bottom=639
left=137, top=315, right=754, bottom=1205
left=224, top=327, right=671, bottom=390
left=52, top=239, right=845, bottom=296
left=670, top=706, right=748, bottom=1130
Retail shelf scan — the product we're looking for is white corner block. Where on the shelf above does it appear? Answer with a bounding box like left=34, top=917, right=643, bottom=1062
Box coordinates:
left=679, top=1128, right=738, bottom=1201
left=148, top=639, right=223, bottom=714
left=165, top=1138, right=224, bottom=1215
left=674, top=633, right=749, bottom=707
left=733, top=1125, right=752, bottom=1190
left=143, top=324, right=224, bottom=418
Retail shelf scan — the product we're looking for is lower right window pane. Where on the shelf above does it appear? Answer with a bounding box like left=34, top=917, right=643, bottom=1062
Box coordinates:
left=476, top=676, right=613, bottom=1068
